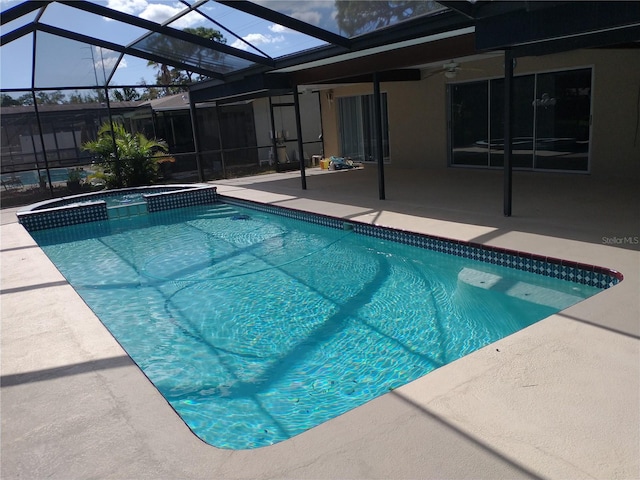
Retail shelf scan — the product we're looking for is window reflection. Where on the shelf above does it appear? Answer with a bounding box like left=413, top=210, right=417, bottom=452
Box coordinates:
left=335, top=0, right=444, bottom=36
left=250, top=1, right=445, bottom=38
left=133, top=33, right=253, bottom=74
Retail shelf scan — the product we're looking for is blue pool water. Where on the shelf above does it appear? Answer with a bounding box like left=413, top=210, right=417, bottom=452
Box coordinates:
left=30, top=202, right=602, bottom=449
left=74, top=193, right=146, bottom=208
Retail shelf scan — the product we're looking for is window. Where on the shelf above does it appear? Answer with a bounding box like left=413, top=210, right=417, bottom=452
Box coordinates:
left=449, top=68, right=591, bottom=172
left=338, top=93, right=389, bottom=162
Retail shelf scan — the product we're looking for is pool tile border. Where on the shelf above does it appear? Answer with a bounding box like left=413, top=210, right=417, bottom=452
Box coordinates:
left=220, top=195, right=623, bottom=290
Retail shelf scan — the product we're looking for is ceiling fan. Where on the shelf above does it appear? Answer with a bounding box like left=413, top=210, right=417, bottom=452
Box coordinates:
left=422, top=60, right=481, bottom=80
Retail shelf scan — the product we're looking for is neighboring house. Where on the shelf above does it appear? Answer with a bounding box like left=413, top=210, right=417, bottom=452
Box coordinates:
left=0, top=101, right=145, bottom=174
left=0, top=92, right=323, bottom=192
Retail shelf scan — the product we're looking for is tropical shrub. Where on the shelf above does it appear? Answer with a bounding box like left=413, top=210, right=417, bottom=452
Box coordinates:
left=82, top=122, right=169, bottom=188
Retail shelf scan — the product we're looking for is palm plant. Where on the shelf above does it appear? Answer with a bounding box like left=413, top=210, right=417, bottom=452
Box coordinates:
left=83, top=122, right=169, bottom=188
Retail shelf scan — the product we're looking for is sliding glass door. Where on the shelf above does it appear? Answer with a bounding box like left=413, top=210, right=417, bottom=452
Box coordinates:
left=488, top=75, right=536, bottom=168
left=533, top=69, right=591, bottom=171
left=337, top=93, right=389, bottom=163
left=450, top=82, right=488, bottom=166
left=449, top=68, right=591, bottom=172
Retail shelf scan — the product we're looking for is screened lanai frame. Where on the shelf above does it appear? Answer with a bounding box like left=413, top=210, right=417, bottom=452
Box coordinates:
left=1, top=0, right=452, bottom=91
left=3, top=1, right=638, bottom=212
left=0, top=0, right=458, bottom=207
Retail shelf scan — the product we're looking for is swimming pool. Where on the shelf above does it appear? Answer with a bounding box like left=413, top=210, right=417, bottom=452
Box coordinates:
left=27, top=197, right=620, bottom=449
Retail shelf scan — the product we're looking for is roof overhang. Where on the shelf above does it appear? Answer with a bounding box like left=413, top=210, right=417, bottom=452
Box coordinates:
left=284, top=29, right=476, bottom=85
left=190, top=72, right=293, bottom=104
left=189, top=27, right=476, bottom=102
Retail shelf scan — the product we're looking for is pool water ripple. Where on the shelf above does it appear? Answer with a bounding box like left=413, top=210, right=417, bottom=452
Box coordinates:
left=30, top=203, right=603, bottom=449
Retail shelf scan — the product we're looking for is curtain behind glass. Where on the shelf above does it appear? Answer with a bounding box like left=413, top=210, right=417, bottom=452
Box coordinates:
left=338, top=96, right=364, bottom=160
left=338, top=93, right=389, bottom=162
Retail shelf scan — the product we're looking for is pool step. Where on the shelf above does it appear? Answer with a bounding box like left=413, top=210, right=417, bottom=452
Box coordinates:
left=195, top=204, right=240, bottom=219
left=107, top=202, right=148, bottom=220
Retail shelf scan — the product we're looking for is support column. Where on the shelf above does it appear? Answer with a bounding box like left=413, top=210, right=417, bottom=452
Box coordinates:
left=293, top=86, right=307, bottom=190
left=188, top=94, right=205, bottom=182
left=30, top=32, right=54, bottom=196
left=104, top=88, right=122, bottom=188
left=31, top=91, right=53, bottom=195
left=373, top=72, right=385, bottom=200
left=268, top=96, right=277, bottom=167
left=215, top=103, right=227, bottom=179
left=503, top=49, right=514, bottom=217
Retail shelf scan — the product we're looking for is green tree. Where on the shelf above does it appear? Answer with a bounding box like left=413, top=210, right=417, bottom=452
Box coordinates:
left=183, top=26, right=226, bottom=83
left=16, top=94, right=33, bottom=105
left=1, top=94, right=21, bottom=107
left=111, top=87, right=141, bottom=102
left=68, top=90, right=100, bottom=104
left=139, top=86, right=163, bottom=101
left=82, top=122, right=169, bottom=188
left=146, top=26, right=226, bottom=96
left=34, top=90, right=66, bottom=104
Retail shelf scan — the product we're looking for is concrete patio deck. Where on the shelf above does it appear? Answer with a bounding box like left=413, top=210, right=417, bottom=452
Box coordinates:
left=2, top=166, right=638, bottom=479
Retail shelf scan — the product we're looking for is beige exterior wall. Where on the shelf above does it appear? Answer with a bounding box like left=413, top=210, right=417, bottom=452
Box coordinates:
left=319, top=48, right=640, bottom=178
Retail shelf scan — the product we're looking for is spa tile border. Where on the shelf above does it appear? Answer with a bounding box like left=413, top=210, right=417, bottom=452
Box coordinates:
left=145, top=185, right=217, bottom=213
left=17, top=185, right=217, bottom=231
left=17, top=202, right=108, bottom=231
left=31, top=187, right=179, bottom=210
left=220, top=195, right=623, bottom=290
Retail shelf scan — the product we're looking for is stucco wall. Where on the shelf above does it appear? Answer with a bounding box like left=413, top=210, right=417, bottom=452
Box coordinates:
left=319, top=48, right=640, bottom=178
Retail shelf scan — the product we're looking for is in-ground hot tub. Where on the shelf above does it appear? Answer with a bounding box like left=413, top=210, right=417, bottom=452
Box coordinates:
left=17, top=184, right=218, bottom=231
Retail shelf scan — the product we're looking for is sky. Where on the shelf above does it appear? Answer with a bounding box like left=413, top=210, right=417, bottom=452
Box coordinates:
left=0, top=0, right=337, bottom=92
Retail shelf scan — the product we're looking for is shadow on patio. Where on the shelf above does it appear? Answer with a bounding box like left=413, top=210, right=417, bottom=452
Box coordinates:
left=215, top=166, right=640, bottom=251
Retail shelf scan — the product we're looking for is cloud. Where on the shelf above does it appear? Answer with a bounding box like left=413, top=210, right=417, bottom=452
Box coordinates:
left=106, top=0, right=202, bottom=29
left=92, top=47, right=122, bottom=76
left=231, top=33, right=285, bottom=51
left=96, top=55, right=119, bottom=72
left=139, top=3, right=202, bottom=29
left=290, top=10, right=322, bottom=26
left=253, top=0, right=332, bottom=27
left=253, top=0, right=333, bottom=24
left=269, top=24, right=292, bottom=34
left=95, top=46, right=118, bottom=57
left=115, top=58, right=128, bottom=70
left=106, top=0, right=148, bottom=15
